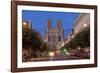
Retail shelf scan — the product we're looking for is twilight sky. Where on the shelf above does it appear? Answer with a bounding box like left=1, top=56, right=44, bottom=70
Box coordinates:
left=22, top=10, right=79, bottom=38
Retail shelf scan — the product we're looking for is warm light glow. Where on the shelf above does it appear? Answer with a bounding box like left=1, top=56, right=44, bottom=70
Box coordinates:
left=23, top=22, right=27, bottom=25
left=78, top=47, right=81, bottom=50
left=71, top=35, right=74, bottom=38
left=83, top=24, right=88, bottom=27
left=66, top=52, right=70, bottom=55
left=49, top=52, right=54, bottom=57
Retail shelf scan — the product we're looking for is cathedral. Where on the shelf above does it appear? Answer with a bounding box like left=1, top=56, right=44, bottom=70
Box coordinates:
left=44, top=19, right=64, bottom=50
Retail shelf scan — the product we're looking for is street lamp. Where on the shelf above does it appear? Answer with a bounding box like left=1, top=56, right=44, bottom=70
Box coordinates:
left=49, top=52, right=54, bottom=61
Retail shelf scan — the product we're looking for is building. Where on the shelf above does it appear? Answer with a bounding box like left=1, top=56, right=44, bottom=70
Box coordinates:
left=44, top=19, right=64, bottom=50
left=67, top=13, right=90, bottom=42
left=58, top=13, right=90, bottom=49
left=72, top=13, right=90, bottom=35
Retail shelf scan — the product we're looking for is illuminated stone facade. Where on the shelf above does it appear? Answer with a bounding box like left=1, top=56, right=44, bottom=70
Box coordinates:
left=44, top=19, right=64, bottom=50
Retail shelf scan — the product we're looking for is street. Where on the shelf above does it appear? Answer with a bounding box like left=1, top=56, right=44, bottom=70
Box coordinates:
left=29, top=55, right=86, bottom=62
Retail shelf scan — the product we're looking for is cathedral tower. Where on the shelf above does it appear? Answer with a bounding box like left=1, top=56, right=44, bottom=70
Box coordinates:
left=48, top=18, right=52, bottom=30
left=57, top=19, right=62, bottom=31
left=45, top=19, right=64, bottom=50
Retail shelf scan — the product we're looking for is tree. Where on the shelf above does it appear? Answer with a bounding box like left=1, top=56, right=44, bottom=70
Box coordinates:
left=60, top=27, right=90, bottom=51
left=22, top=27, right=50, bottom=59
left=74, top=27, right=90, bottom=48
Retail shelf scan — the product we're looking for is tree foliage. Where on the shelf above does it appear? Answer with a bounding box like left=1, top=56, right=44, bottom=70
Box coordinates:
left=61, top=27, right=90, bottom=50
left=22, top=28, right=50, bottom=57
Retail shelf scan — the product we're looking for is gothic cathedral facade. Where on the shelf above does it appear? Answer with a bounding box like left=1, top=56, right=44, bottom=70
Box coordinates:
left=44, top=19, right=64, bottom=50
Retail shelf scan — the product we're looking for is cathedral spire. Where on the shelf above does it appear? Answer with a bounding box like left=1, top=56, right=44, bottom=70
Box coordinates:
left=57, top=19, right=62, bottom=31
left=48, top=18, right=52, bottom=30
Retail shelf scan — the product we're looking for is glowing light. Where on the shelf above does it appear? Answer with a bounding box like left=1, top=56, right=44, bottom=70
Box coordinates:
left=78, top=47, right=81, bottom=50
left=23, top=22, right=27, bottom=25
left=66, top=52, right=70, bottom=55
left=71, top=35, right=74, bottom=38
left=63, top=48, right=68, bottom=53
left=83, top=24, right=88, bottom=27
left=49, top=52, right=55, bottom=57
